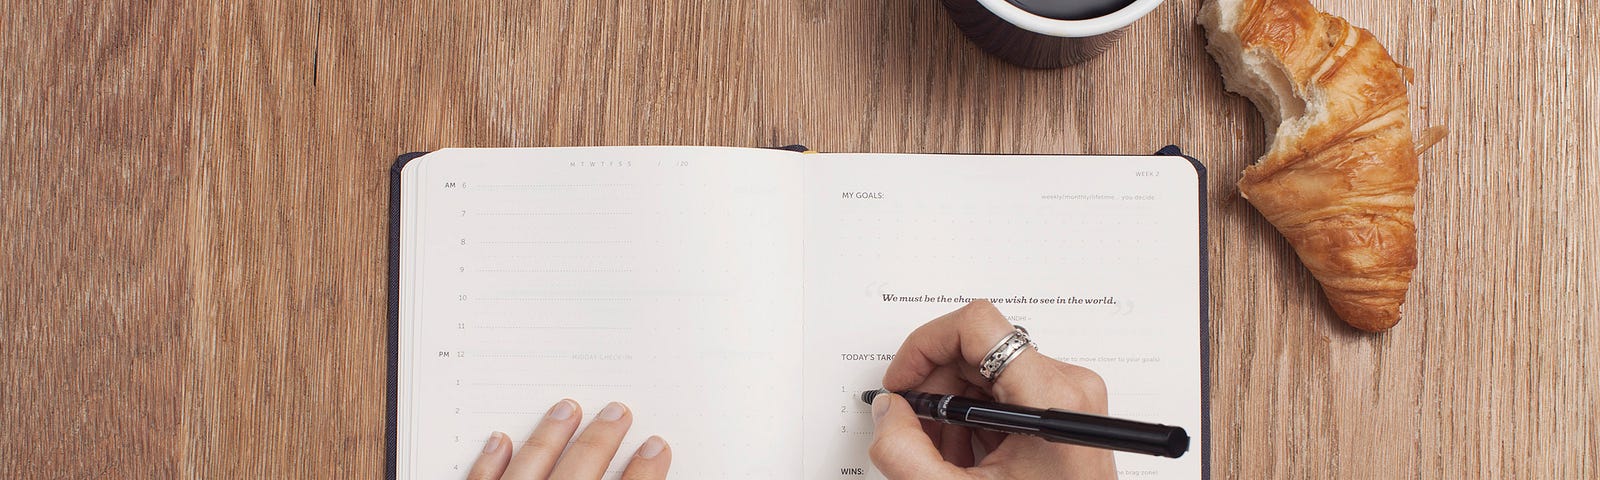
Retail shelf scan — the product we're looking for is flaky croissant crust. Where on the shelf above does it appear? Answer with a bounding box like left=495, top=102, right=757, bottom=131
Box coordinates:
left=1205, top=0, right=1419, bottom=331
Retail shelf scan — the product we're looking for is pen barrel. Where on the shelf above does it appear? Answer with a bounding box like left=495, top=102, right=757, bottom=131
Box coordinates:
left=938, top=395, right=1190, bottom=458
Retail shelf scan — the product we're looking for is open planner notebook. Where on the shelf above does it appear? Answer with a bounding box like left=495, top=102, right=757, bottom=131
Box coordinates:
left=388, top=146, right=1209, bottom=479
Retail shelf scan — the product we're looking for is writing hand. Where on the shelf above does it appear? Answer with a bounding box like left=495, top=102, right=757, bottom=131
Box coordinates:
left=870, top=300, right=1116, bottom=479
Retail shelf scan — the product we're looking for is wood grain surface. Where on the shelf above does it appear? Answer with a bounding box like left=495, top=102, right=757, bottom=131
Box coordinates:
left=2, top=0, right=1595, bottom=478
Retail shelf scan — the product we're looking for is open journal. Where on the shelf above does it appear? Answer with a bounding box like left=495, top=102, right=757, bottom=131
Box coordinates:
left=388, top=146, right=1209, bottom=479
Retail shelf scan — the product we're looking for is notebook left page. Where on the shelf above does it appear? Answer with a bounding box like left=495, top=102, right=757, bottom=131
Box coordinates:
left=397, top=147, right=805, bottom=479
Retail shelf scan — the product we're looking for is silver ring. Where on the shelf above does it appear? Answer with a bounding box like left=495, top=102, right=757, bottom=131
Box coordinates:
left=978, top=325, right=1037, bottom=383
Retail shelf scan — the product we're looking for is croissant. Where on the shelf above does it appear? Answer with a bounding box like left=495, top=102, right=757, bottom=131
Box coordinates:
left=1199, top=0, right=1421, bottom=331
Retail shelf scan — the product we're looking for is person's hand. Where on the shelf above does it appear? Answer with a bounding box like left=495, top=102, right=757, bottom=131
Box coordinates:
left=466, top=399, right=671, bottom=480
left=870, top=300, right=1116, bottom=479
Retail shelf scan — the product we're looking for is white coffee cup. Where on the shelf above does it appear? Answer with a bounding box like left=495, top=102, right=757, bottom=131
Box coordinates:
left=940, top=0, right=1168, bottom=68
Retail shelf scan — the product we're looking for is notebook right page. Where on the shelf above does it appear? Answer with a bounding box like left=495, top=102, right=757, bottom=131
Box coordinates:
left=800, top=153, right=1204, bottom=480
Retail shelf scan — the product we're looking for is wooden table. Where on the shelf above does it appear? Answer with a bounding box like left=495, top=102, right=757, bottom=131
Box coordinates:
left=3, top=0, right=1595, bottom=477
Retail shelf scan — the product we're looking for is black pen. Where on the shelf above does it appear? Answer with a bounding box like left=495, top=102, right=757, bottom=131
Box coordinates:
left=860, top=389, right=1189, bottom=458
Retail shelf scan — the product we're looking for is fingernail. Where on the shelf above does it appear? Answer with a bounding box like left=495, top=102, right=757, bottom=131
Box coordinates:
left=871, top=393, right=893, bottom=424
left=597, top=402, right=625, bottom=422
left=482, top=432, right=503, bottom=454
left=547, top=399, right=575, bottom=421
left=637, top=436, right=666, bottom=459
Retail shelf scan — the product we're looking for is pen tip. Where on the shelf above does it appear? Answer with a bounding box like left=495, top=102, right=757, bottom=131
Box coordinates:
left=860, top=388, right=888, bottom=405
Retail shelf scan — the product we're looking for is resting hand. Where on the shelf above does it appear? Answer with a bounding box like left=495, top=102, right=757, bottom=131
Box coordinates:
left=466, top=400, right=671, bottom=480
left=869, top=300, right=1116, bottom=480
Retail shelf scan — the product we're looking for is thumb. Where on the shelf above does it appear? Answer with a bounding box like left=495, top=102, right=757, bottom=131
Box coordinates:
left=867, top=393, right=967, bottom=479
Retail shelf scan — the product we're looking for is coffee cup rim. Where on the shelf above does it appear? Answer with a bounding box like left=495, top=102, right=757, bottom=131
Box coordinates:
left=974, top=0, right=1166, bottom=37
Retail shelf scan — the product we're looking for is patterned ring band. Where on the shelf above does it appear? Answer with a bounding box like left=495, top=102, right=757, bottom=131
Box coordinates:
left=978, top=325, right=1037, bottom=383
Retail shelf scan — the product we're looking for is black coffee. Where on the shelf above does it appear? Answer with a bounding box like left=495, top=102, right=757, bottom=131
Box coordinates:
left=1004, top=0, right=1137, bottom=20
